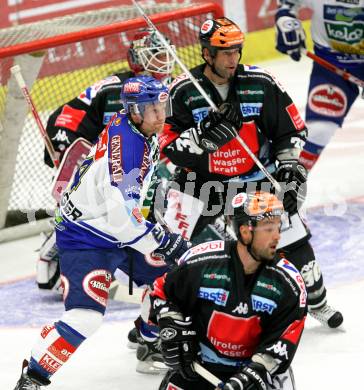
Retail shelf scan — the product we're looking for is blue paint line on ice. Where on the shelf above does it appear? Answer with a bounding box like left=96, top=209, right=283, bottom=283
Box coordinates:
left=0, top=277, right=139, bottom=327
left=0, top=274, right=35, bottom=287
left=1, top=201, right=363, bottom=327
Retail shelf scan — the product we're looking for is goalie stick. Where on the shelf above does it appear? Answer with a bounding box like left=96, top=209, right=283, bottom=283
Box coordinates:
left=132, top=0, right=282, bottom=193
left=10, top=65, right=60, bottom=168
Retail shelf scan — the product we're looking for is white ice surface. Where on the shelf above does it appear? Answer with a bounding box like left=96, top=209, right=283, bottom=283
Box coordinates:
left=1, top=56, right=364, bottom=389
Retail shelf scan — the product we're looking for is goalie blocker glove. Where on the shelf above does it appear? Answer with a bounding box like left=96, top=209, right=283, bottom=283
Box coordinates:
left=158, top=315, right=199, bottom=381
left=276, top=159, right=307, bottom=214
left=192, top=103, right=241, bottom=153
left=275, top=8, right=305, bottom=61
left=151, top=232, right=191, bottom=265
left=223, top=363, right=270, bottom=390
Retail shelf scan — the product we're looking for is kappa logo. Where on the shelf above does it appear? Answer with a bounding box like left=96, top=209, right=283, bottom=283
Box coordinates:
left=52, top=130, right=70, bottom=144
left=267, top=341, right=289, bottom=360
left=232, top=302, right=249, bottom=315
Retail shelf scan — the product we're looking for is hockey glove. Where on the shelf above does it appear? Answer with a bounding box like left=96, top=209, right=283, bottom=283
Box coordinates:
left=276, top=159, right=307, bottom=214
left=190, top=103, right=242, bottom=153
left=158, top=315, right=199, bottom=381
left=275, top=8, right=305, bottom=61
left=223, top=363, right=269, bottom=390
left=152, top=233, right=191, bottom=265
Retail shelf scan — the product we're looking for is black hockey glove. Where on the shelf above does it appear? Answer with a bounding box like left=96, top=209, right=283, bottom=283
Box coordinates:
left=152, top=233, right=191, bottom=265
left=223, top=363, right=269, bottom=390
left=276, top=159, right=307, bottom=214
left=193, top=103, right=241, bottom=153
left=158, top=316, right=199, bottom=381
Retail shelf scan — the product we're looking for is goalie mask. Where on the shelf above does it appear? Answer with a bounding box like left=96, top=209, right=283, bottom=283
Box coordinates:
left=121, top=75, right=171, bottom=118
left=127, top=28, right=176, bottom=80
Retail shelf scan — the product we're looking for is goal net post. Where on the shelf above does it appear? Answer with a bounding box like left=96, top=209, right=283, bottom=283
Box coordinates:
left=0, top=1, right=223, bottom=241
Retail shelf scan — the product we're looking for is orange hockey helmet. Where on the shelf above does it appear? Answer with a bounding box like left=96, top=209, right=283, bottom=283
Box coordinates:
left=199, top=17, right=245, bottom=56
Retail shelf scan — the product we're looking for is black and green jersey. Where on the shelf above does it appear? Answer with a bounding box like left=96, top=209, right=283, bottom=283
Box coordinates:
left=161, top=64, right=307, bottom=181
left=45, top=71, right=134, bottom=167
left=151, top=240, right=307, bottom=374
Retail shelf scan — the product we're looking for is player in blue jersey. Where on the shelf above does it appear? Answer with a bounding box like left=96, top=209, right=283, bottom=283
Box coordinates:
left=275, top=0, right=364, bottom=170
left=13, top=75, right=189, bottom=390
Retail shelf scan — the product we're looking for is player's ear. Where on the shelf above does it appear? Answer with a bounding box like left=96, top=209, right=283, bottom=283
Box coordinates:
left=130, top=111, right=143, bottom=125
left=239, top=225, right=251, bottom=245
left=202, top=47, right=211, bottom=63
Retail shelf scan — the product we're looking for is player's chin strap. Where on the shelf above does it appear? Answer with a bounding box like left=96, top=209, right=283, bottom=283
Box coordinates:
left=244, top=224, right=262, bottom=263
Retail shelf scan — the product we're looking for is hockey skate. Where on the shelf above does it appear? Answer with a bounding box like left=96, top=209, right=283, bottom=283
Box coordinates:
left=309, top=304, right=344, bottom=328
left=136, top=338, right=168, bottom=375
left=127, top=326, right=140, bottom=349
left=14, top=360, right=50, bottom=390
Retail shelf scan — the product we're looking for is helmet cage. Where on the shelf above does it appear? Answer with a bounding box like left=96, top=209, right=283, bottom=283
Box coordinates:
left=128, top=30, right=175, bottom=78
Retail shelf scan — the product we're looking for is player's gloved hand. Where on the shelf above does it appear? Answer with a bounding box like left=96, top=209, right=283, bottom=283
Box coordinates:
left=192, top=105, right=239, bottom=153
left=222, top=363, right=269, bottom=390
left=152, top=232, right=191, bottom=265
left=276, top=159, right=307, bottom=214
left=158, top=315, right=199, bottom=381
left=218, top=102, right=242, bottom=127
left=275, top=8, right=305, bottom=61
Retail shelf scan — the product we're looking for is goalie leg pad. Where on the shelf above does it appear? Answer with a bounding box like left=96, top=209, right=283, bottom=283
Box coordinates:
left=37, top=229, right=61, bottom=291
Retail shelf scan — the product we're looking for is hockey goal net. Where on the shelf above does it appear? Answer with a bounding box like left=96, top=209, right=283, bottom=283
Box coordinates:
left=0, top=1, right=223, bottom=235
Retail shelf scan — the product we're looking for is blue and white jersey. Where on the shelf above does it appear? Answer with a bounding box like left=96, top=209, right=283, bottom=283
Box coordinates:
left=280, top=0, right=364, bottom=64
left=55, top=112, right=165, bottom=253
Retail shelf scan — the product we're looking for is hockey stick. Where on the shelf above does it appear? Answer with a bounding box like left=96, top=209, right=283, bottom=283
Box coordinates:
left=132, top=0, right=281, bottom=193
left=304, top=49, right=364, bottom=89
left=10, top=65, right=60, bottom=168
left=192, top=362, right=224, bottom=389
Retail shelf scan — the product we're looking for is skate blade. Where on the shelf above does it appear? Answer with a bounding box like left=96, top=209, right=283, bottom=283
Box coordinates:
left=136, top=360, right=169, bottom=375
